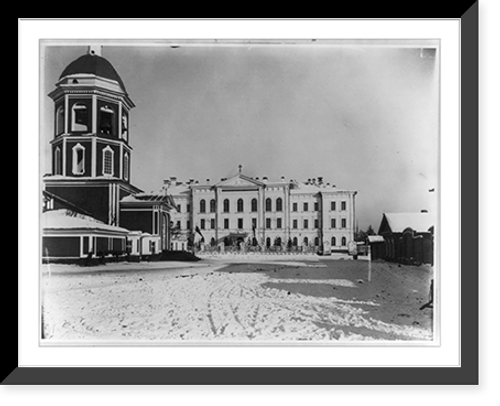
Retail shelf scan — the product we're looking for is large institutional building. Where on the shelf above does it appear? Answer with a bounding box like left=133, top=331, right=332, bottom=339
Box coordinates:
left=41, top=46, right=357, bottom=261
left=166, top=168, right=356, bottom=253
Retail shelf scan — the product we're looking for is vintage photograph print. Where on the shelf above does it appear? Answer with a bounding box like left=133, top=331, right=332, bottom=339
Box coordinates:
left=40, top=40, right=439, bottom=344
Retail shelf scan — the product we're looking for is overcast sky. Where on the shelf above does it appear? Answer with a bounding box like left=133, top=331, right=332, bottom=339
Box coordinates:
left=41, top=41, right=439, bottom=230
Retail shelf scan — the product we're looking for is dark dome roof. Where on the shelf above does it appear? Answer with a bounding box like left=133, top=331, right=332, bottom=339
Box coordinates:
left=59, top=53, right=127, bottom=92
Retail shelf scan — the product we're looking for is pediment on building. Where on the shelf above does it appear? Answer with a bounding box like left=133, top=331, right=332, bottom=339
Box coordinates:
left=215, top=174, right=264, bottom=189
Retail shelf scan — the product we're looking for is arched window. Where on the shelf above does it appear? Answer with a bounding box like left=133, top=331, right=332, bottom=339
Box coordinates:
left=266, top=237, right=271, bottom=248
left=71, top=103, right=89, bottom=132
left=293, top=237, right=298, bottom=247
left=303, top=237, right=309, bottom=247
left=275, top=236, right=282, bottom=246
left=223, top=199, right=230, bottom=213
left=99, top=105, right=115, bottom=135
left=331, top=236, right=336, bottom=246
left=72, top=143, right=85, bottom=175
left=123, top=153, right=129, bottom=181
left=237, top=198, right=244, bottom=212
left=56, top=106, right=65, bottom=135
left=54, top=147, right=62, bottom=175
left=276, top=197, right=283, bottom=212
left=102, top=146, right=114, bottom=176
left=200, top=199, right=206, bottom=213
left=265, top=198, right=272, bottom=212
left=210, top=237, right=216, bottom=247
left=341, top=236, right=347, bottom=246
left=210, top=199, right=216, bottom=213
left=251, top=198, right=258, bottom=212
left=314, top=237, right=319, bottom=247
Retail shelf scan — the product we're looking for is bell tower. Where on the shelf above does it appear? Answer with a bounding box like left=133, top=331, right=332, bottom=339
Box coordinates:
left=44, top=46, right=141, bottom=225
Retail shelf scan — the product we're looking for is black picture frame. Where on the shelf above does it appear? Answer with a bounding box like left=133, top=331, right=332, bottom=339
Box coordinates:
left=13, top=8, right=479, bottom=385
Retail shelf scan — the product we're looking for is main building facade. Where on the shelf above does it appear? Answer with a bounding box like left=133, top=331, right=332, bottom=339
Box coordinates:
left=166, top=169, right=357, bottom=253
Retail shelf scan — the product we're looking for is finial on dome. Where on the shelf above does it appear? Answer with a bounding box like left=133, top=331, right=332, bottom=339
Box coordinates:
left=88, top=45, right=102, bottom=56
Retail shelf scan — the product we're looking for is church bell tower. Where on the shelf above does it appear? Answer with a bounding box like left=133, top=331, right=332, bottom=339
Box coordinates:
left=44, top=46, right=142, bottom=225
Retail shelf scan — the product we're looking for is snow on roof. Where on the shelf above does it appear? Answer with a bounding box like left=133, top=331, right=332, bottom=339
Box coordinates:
left=367, top=235, right=385, bottom=243
left=383, top=213, right=435, bottom=233
left=42, top=209, right=129, bottom=233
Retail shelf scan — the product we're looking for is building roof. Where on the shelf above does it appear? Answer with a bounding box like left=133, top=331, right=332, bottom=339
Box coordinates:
left=367, top=235, right=385, bottom=243
left=120, top=192, right=177, bottom=209
left=379, top=212, right=435, bottom=234
left=59, top=53, right=127, bottom=92
left=42, top=209, right=129, bottom=233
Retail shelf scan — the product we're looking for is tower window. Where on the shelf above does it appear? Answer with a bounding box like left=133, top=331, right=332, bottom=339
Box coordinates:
left=56, top=106, right=65, bottom=135
left=123, top=153, right=129, bottom=181
left=121, top=113, right=128, bottom=141
left=200, top=199, right=206, bottom=213
left=102, top=146, right=114, bottom=176
left=72, top=143, right=85, bottom=175
left=99, top=105, right=115, bottom=135
left=71, top=103, right=89, bottom=132
left=54, top=146, right=62, bottom=175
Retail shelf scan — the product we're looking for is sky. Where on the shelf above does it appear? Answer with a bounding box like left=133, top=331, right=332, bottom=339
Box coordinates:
left=41, top=41, right=439, bottom=230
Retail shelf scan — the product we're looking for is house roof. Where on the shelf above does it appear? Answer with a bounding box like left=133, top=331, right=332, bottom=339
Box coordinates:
left=379, top=212, right=435, bottom=234
left=42, top=209, right=129, bottom=233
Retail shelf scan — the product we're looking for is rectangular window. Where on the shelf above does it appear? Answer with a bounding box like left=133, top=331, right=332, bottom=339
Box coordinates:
left=314, top=219, right=319, bottom=229
left=341, top=201, right=346, bottom=211
left=331, top=218, right=336, bottom=229
left=176, top=220, right=181, bottom=229
left=314, top=202, right=319, bottom=211
left=303, top=219, right=309, bottom=229
left=238, top=218, right=243, bottom=229
left=211, top=219, right=215, bottom=229
left=293, top=219, right=298, bottom=229
left=341, top=218, right=347, bottom=228
left=293, top=202, right=298, bottom=212
left=252, top=218, right=257, bottom=229
left=187, top=220, right=191, bottom=230
left=277, top=218, right=282, bottom=229
left=331, top=201, right=336, bottom=211
left=187, top=204, right=191, bottom=213
left=224, top=219, right=229, bottom=229
left=303, top=202, right=308, bottom=212
left=200, top=219, right=205, bottom=230
left=266, top=218, right=271, bottom=229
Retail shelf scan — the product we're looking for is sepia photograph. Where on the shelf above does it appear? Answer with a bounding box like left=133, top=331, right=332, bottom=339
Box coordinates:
left=39, top=39, right=439, bottom=344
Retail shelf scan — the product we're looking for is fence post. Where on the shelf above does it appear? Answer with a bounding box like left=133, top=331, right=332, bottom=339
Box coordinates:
left=368, top=244, right=372, bottom=282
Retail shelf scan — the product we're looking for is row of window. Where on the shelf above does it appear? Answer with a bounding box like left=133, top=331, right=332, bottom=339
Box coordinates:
left=185, top=198, right=348, bottom=214
left=56, top=103, right=128, bottom=139
left=175, top=217, right=348, bottom=231
left=53, top=144, right=129, bottom=179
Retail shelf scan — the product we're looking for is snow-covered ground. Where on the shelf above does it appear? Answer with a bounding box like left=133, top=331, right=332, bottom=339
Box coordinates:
left=41, top=258, right=433, bottom=343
